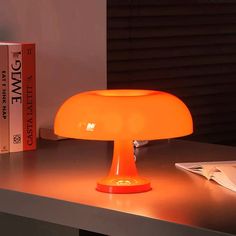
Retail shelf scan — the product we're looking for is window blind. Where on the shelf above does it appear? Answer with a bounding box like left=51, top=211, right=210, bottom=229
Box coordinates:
left=107, top=0, right=236, bottom=145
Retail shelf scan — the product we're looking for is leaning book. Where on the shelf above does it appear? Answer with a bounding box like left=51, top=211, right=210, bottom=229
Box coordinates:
left=175, top=161, right=236, bottom=192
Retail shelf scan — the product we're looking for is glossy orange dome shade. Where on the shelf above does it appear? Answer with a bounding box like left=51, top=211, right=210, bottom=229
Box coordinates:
left=54, top=89, right=193, bottom=194
left=54, top=90, right=193, bottom=141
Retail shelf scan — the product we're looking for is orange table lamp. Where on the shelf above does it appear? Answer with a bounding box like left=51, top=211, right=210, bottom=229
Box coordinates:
left=54, top=90, right=193, bottom=193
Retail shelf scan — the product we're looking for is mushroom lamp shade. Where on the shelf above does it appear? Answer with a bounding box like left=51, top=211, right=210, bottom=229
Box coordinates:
left=54, top=90, right=193, bottom=193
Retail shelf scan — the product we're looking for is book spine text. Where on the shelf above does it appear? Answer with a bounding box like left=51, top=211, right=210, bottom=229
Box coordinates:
left=9, top=44, right=23, bottom=152
left=0, top=45, right=9, bottom=153
left=22, top=44, right=36, bottom=150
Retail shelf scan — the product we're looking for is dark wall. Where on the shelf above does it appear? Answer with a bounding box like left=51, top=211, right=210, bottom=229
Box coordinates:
left=107, top=0, right=236, bottom=146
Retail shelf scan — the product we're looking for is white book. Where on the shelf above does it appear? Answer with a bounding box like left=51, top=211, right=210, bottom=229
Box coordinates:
left=8, top=44, right=23, bottom=152
left=175, top=161, right=236, bottom=193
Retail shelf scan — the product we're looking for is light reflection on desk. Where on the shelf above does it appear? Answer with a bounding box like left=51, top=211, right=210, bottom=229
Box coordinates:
left=0, top=139, right=236, bottom=235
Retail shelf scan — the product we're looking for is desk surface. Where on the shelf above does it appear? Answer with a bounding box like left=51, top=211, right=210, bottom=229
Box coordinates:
left=0, top=139, right=236, bottom=236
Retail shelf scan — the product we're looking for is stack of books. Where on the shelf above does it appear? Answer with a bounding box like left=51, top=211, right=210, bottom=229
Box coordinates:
left=0, top=42, right=36, bottom=153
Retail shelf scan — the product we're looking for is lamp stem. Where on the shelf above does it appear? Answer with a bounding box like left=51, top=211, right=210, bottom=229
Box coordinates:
left=109, top=139, right=138, bottom=177
left=97, top=139, right=151, bottom=193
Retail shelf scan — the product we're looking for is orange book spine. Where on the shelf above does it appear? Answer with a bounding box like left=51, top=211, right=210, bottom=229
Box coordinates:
left=22, top=44, right=36, bottom=151
left=0, top=45, right=9, bottom=153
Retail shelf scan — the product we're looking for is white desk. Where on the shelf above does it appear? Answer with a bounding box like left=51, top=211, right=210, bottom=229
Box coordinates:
left=0, top=139, right=236, bottom=235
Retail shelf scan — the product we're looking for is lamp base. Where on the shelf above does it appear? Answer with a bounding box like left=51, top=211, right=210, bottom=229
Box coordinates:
left=96, top=176, right=151, bottom=194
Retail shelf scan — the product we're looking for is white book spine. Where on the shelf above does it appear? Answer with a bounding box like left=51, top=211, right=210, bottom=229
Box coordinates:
left=0, top=45, right=9, bottom=153
left=8, top=44, right=23, bottom=152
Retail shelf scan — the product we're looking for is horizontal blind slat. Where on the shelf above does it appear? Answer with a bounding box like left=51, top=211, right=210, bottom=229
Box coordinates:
left=109, top=74, right=236, bottom=91
left=108, top=44, right=236, bottom=61
left=108, top=64, right=236, bottom=82
left=108, top=0, right=236, bottom=7
left=108, top=15, right=236, bottom=28
left=108, top=55, right=236, bottom=72
left=109, top=24, right=236, bottom=39
left=108, top=5, right=236, bottom=17
left=108, top=35, right=236, bottom=50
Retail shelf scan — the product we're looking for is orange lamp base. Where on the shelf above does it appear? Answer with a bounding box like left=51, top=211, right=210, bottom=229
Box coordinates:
left=96, top=139, right=151, bottom=194
left=96, top=176, right=151, bottom=193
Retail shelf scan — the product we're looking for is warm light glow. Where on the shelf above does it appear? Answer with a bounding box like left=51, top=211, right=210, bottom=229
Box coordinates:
left=54, top=89, right=193, bottom=193
left=54, top=89, right=193, bottom=141
left=92, top=89, right=156, bottom=97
